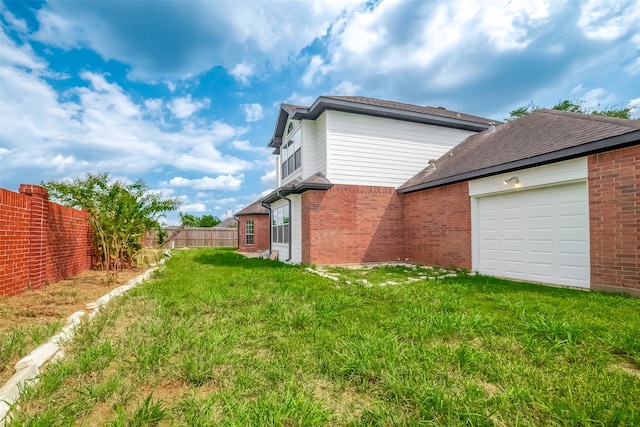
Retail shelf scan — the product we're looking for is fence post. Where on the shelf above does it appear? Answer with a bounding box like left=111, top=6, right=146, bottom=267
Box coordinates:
left=19, top=184, right=49, bottom=290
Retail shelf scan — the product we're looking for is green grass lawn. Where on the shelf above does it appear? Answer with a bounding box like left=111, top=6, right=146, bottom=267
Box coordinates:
left=7, top=248, right=640, bottom=426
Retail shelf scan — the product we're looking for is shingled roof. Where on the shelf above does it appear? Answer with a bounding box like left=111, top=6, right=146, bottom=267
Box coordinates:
left=322, top=96, right=494, bottom=126
left=235, top=198, right=269, bottom=216
left=268, top=95, right=495, bottom=151
left=261, top=172, right=333, bottom=205
left=398, top=109, right=640, bottom=194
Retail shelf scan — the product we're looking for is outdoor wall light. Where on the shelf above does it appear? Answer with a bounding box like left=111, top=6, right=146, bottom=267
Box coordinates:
left=503, top=176, right=520, bottom=186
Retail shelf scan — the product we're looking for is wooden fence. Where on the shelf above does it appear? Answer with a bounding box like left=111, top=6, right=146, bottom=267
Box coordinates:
left=144, top=227, right=238, bottom=249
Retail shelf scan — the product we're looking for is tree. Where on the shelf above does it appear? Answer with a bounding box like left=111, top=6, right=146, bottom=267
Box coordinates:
left=43, top=173, right=179, bottom=280
left=507, top=99, right=633, bottom=121
left=179, top=213, right=221, bottom=227
left=199, top=214, right=221, bottom=227
left=179, top=213, right=200, bottom=227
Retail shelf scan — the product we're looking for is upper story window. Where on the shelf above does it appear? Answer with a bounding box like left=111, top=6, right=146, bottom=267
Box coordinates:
left=281, top=129, right=301, bottom=180
left=287, top=121, right=294, bottom=134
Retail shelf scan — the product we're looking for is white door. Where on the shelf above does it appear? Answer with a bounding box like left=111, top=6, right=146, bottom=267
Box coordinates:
left=476, top=182, right=590, bottom=288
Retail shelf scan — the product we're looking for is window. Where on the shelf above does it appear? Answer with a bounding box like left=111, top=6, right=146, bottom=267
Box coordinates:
left=281, top=130, right=301, bottom=179
left=245, top=220, right=254, bottom=245
left=271, top=205, right=290, bottom=244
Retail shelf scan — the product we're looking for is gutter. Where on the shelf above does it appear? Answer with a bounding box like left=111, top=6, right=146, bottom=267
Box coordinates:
left=292, top=97, right=491, bottom=132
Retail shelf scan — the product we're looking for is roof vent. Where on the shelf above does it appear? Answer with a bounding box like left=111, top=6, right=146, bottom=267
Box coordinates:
left=488, top=122, right=496, bottom=132
left=437, top=106, right=446, bottom=110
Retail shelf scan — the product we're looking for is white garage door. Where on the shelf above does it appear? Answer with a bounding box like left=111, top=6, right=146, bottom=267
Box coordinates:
left=476, top=182, right=590, bottom=288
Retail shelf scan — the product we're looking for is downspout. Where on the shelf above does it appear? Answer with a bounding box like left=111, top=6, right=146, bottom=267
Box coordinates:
left=276, top=189, right=292, bottom=262
left=261, top=201, right=272, bottom=255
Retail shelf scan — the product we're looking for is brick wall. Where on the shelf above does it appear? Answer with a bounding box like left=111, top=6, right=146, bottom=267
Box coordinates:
left=401, top=182, right=472, bottom=270
left=589, top=145, right=640, bottom=296
left=301, top=185, right=404, bottom=264
left=238, top=214, right=270, bottom=253
left=0, top=188, right=31, bottom=296
left=0, top=185, right=94, bottom=296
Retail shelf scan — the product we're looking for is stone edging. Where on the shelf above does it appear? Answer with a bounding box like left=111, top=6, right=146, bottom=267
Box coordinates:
left=0, top=261, right=165, bottom=424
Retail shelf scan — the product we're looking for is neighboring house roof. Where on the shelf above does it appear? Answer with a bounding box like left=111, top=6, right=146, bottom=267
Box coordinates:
left=262, top=172, right=334, bottom=205
left=268, top=95, right=496, bottom=151
left=398, top=109, right=640, bottom=194
left=215, top=217, right=238, bottom=228
left=235, top=198, right=269, bottom=216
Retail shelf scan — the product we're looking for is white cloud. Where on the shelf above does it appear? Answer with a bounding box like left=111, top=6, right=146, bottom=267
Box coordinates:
left=285, top=92, right=316, bottom=107
left=31, top=7, right=86, bottom=50
left=0, top=26, right=252, bottom=188
left=578, top=0, right=640, bottom=40
left=581, top=88, right=616, bottom=111
left=333, top=81, right=361, bottom=95
left=259, top=187, right=275, bottom=198
left=168, top=95, right=209, bottom=119
left=231, top=140, right=253, bottom=151
left=29, top=0, right=365, bottom=81
left=321, top=0, right=560, bottom=97
left=260, top=169, right=277, bottom=187
left=175, top=143, right=251, bottom=174
left=230, top=63, right=254, bottom=84
left=302, top=55, right=329, bottom=86
left=145, top=98, right=163, bottom=111
left=169, top=175, right=244, bottom=191
left=624, top=57, right=640, bottom=76
left=243, top=103, right=264, bottom=122
left=179, top=203, right=206, bottom=213
left=627, top=97, right=640, bottom=119
left=0, top=23, right=47, bottom=70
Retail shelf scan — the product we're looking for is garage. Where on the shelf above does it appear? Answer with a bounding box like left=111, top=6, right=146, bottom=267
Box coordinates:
left=475, top=181, right=590, bottom=288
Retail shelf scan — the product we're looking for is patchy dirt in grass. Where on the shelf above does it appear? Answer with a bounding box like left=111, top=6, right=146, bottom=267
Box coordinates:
left=0, top=267, right=147, bottom=384
left=309, top=378, right=373, bottom=422
left=617, top=360, right=640, bottom=379
left=306, top=263, right=463, bottom=287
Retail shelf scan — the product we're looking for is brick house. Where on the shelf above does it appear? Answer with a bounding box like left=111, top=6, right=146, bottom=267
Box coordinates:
left=398, top=109, right=640, bottom=296
left=257, top=96, right=639, bottom=296
left=235, top=198, right=270, bottom=253
left=260, top=96, right=494, bottom=263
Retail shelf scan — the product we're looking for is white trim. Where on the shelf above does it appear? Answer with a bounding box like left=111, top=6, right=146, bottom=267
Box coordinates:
left=469, top=157, right=588, bottom=197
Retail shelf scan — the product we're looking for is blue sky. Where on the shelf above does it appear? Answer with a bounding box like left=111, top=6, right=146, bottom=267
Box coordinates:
left=1, top=0, right=639, bottom=225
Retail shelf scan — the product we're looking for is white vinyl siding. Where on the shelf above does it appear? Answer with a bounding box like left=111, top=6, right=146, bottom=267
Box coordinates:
left=305, top=114, right=327, bottom=179
left=290, top=194, right=302, bottom=263
left=325, top=111, right=475, bottom=187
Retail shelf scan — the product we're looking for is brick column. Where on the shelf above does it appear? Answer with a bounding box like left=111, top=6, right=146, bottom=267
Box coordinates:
left=19, top=184, right=49, bottom=290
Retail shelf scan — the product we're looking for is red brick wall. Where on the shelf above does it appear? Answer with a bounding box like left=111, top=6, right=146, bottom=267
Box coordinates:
left=589, top=145, right=640, bottom=295
left=401, top=182, right=472, bottom=270
left=0, top=185, right=94, bottom=296
left=0, top=188, right=31, bottom=296
left=237, top=215, right=270, bottom=253
left=301, top=185, right=404, bottom=264
left=47, top=202, right=95, bottom=283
